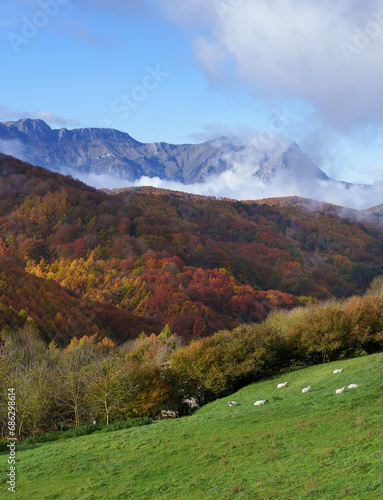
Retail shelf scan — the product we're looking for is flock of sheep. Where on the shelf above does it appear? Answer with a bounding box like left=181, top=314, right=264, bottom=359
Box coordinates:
left=228, top=368, right=360, bottom=407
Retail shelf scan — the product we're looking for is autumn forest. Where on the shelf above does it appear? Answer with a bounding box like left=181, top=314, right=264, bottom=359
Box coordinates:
left=1, top=153, right=383, bottom=437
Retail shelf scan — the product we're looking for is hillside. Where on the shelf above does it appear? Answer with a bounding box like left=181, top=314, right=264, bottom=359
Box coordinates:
left=362, top=204, right=383, bottom=225
left=257, top=196, right=383, bottom=227
left=1, top=154, right=383, bottom=342
left=4, top=353, right=382, bottom=499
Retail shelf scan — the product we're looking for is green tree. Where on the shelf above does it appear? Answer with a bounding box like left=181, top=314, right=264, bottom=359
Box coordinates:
left=121, top=365, right=170, bottom=419
left=11, top=362, right=56, bottom=438
left=158, top=324, right=172, bottom=341
left=85, top=353, right=129, bottom=425
left=56, top=348, right=92, bottom=427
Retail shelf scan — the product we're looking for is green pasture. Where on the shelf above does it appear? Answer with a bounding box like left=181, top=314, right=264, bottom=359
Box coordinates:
left=1, top=353, right=382, bottom=499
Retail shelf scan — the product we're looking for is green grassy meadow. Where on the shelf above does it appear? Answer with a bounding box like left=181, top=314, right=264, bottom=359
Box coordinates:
left=1, top=353, right=383, bottom=499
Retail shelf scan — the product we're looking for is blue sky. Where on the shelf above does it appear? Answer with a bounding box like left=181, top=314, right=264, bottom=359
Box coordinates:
left=1, top=0, right=383, bottom=187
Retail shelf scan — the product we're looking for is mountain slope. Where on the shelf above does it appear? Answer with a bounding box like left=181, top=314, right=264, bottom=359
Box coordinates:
left=8, top=353, right=383, bottom=499
left=1, top=154, right=383, bottom=341
left=361, top=204, right=383, bottom=225
left=0, top=154, right=300, bottom=340
left=0, top=119, right=220, bottom=182
left=0, top=119, right=329, bottom=184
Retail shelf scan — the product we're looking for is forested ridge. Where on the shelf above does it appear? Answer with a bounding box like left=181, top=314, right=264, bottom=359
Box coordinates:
left=1, top=154, right=383, bottom=343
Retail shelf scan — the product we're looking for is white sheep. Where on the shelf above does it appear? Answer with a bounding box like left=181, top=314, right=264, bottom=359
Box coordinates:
left=336, top=387, right=346, bottom=394
left=228, top=401, right=237, bottom=407
left=254, top=400, right=269, bottom=406
left=333, top=369, right=344, bottom=374
left=347, top=384, right=360, bottom=389
left=277, top=382, right=288, bottom=388
left=302, top=385, right=311, bottom=393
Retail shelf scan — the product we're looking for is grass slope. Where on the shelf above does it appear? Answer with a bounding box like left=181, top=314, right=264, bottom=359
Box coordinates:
left=2, top=353, right=382, bottom=499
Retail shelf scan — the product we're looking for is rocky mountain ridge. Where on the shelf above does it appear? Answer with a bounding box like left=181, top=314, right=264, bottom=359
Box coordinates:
left=0, top=118, right=330, bottom=185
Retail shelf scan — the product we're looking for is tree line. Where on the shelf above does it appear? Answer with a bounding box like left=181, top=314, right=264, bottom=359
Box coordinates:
left=1, top=293, right=383, bottom=440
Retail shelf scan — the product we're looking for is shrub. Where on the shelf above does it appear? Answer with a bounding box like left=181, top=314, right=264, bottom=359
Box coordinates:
left=0, top=440, right=11, bottom=453
left=121, top=365, right=171, bottom=419
left=170, top=324, right=285, bottom=400
left=21, top=424, right=101, bottom=445
left=19, top=419, right=154, bottom=446
left=100, top=417, right=153, bottom=433
left=341, top=296, right=383, bottom=354
left=286, top=302, right=352, bottom=364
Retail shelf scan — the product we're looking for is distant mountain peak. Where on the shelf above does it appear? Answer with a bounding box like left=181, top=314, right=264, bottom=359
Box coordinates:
left=0, top=118, right=330, bottom=185
left=7, top=117, right=52, bottom=132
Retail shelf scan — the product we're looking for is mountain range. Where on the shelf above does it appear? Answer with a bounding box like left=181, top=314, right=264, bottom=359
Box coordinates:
left=0, top=118, right=330, bottom=185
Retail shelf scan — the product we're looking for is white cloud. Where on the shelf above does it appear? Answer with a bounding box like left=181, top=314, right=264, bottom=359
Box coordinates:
left=27, top=110, right=80, bottom=127
left=75, top=166, right=383, bottom=211
left=69, top=131, right=383, bottom=210
left=0, top=139, right=28, bottom=159
left=0, top=106, right=80, bottom=127
left=158, top=0, right=383, bottom=129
